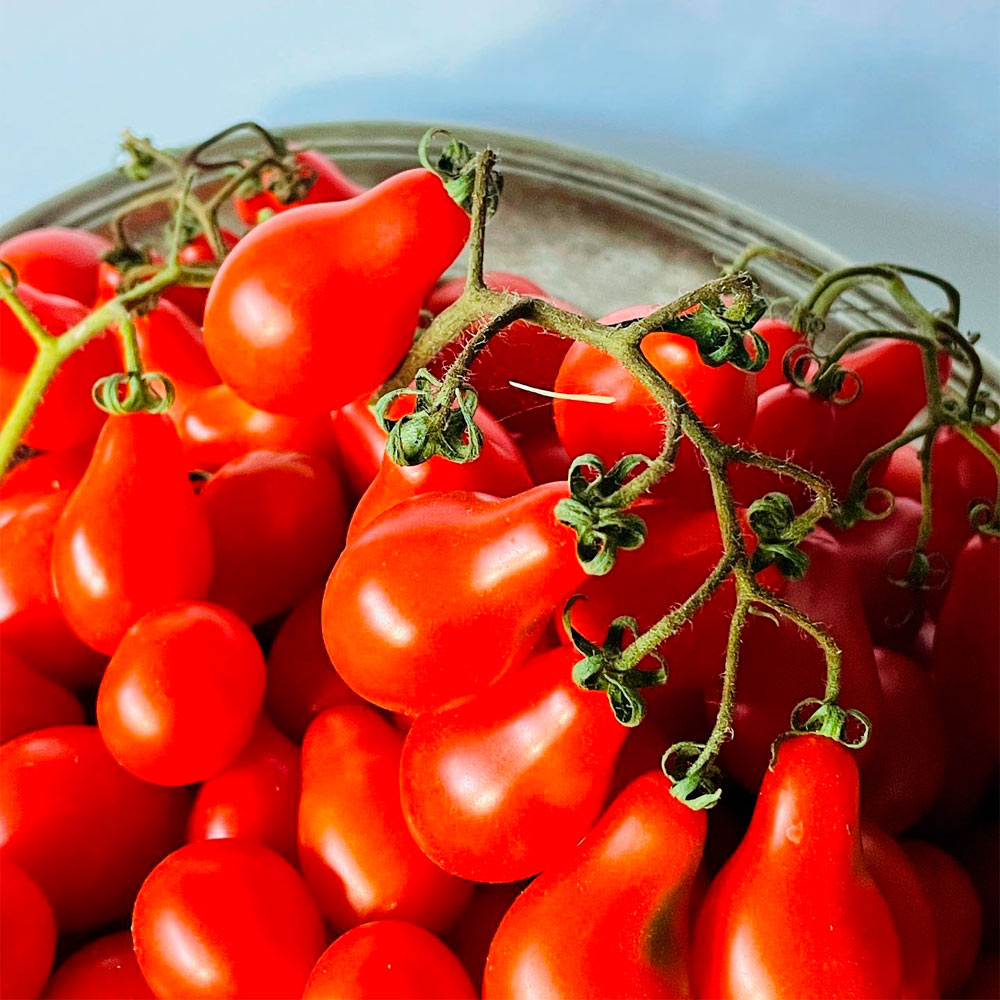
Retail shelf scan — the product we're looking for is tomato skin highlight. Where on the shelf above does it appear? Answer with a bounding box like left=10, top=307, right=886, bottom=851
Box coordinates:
left=204, top=168, right=470, bottom=414
left=51, top=413, right=214, bottom=653
left=0, top=227, right=109, bottom=304
left=0, top=646, right=84, bottom=743
left=97, top=601, right=265, bottom=785
left=132, top=839, right=325, bottom=1000
left=0, top=725, right=189, bottom=932
left=41, top=931, right=154, bottom=1000
left=323, top=483, right=582, bottom=715
left=298, top=705, right=472, bottom=933
left=0, top=858, right=56, bottom=1000
left=692, top=735, right=902, bottom=1000
left=484, top=771, right=706, bottom=1000
left=302, top=920, right=476, bottom=1000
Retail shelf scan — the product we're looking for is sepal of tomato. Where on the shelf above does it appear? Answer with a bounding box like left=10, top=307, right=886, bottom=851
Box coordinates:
left=42, top=931, right=154, bottom=1000
left=0, top=646, right=84, bottom=743
left=0, top=227, right=109, bottom=304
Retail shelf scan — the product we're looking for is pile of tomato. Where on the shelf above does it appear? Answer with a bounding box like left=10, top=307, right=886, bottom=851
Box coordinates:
left=0, top=138, right=997, bottom=1000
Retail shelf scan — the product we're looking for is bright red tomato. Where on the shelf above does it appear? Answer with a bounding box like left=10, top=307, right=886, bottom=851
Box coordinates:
left=178, top=383, right=341, bottom=472
left=132, top=840, right=325, bottom=1000
left=298, top=705, right=472, bottom=932
left=752, top=317, right=805, bottom=393
left=42, top=932, right=153, bottom=1000
left=0, top=859, right=56, bottom=1000
left=51, top=413, right=214, bottom=653
left=322, top=483, right=581, bottom=715
left=693, top=735, right=902, bottom=999
left=0, top=284, right=119, bottom=451
left=204, top=168, right=470, bottom=414
left=302, top=921, right=476, bottom=1000
left=0, top=725, right=189, bottom=931
left=187, top=716, right=299, bottom=862
left=0, top=449, right=88, bottom=499
left=484, top=771, right=707, bottom=999
left=554, top=304, right=758, bottom=501
left=264, top=587, right=362, bottom=741
left=444, top=883, right=525, bottom=993
left=201, top=449, right=348, bottom=625
left=0, top=646, right=84, bottom=743
left=0, top=227, right=109, bottom=304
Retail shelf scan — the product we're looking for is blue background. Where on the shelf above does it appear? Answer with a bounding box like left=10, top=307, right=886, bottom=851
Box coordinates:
left=2, top=0, right=997, bottom=347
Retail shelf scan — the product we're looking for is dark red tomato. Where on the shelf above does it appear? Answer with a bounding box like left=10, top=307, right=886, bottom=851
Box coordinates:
left=0, top=859, right=56, bottom=1000
left=400, top=647, right=627, bottom=883
left=904, top=841, right=982, bottom=997
left=961, top=955, right=1000, bottom=1000
left=233, top=148, right=365, bottom=225
left=0, top=490, right=105, bottom=687
left=97, top=601, right=265, bottom=785
left=0, top=449, right=88, bottom=499
left=554, top=304, right=758, bottom=501
left=953, top=822, right=999, bottom=958
left=875, top=441, right=922, bottom=502
left=347, top=409, right=531, bottom=542
left=444, top=883, right=525, bottom=992
left=42, top=932, right=153, bottom=1000
left=862, top=648, right=945, bottom=833
left=322, top=484, right=581, bottom=715
left=927, top=532, right=999, bottom=826
left=0, top=646, right=84, bottom=743
left=0, top=725, right=189, bottom=931
left=752, top=317, right=805, bottom=393
left=187, top=716, right=299, bottom=862
left=0, top=284, right=119, bottom=450
left=484, top=771, right=707, bottom=999
left=202, top=450, right=348, bottom=625
left=51, top=413, right=214, bottom=653
left=693, top=735, right=902, bottom=999
left=715, top=528, right=884, bottom=790
left=861, top=824, right=937, bottom=1000
left=512, top=423, right=572, bottom=485
left=425, top=272, right=583, bottom=433
left=299, top=705, right=471, bottom=932
left=0, top=227, right=109, bottom=304
left=204, top=169, right=470, bottom=414
left=163, top=229, right=240, bottom=323
left=179, top=383, right=341, bottom=472
left=264, top=587, right=362, bottom=741
left=302, top=921, right=476, bottom=1000
left=132, top=840, right=325, bottom=1000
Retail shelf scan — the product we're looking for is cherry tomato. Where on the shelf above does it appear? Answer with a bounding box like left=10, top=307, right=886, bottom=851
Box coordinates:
left=132, top=839, right=325, bottom=1000
left=0, top=490, right=105, bottom=687
left=401, top=646, right=626, bottom=882
left=904, top=840, right=983, bottom=997
left=554, top=304, right=758, bottom=501
left=201, top=449, right=348, bottom=625
left=692, top=735, right=902, bottom=999
left=0, top=449, right=88, bottom=499
left=42, top=932, right=154, bottom=1000
left=444, top=883, right=525, bottom=993
left=0, top=284, right=119, bottom=451
left=163, top=229, right=240, bottom=323
left=322, top=483, right=581, bottom=715
left=179, top=383, right=341, bottom=472
left=0, top=859, right=55, bottom=1000
left=264, top=587, right=361, bottom=741
left=299, top=705, right=472, bottom=932
left=0, top=646, right=84, bottom=743
left=204, top=168, right=470, bottom=414
left=52, top=413, right=214, bottom=653
left=187, top=716, right=299, bottom=862
left=0, top=227, right=109, bottom=304
left=752, top=317, right=805, bottom=393
left=484, top=771, right=707, bottom=999
left=302, top=921, right=475, bottom=1000
left=0, top=725, right=189, bottom=931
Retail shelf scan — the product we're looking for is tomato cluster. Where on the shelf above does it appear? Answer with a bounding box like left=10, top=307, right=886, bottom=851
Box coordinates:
left=0, top=134, right=997, bottom=1000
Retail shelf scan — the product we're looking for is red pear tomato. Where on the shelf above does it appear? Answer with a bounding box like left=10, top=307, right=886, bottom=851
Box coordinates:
left=0, top=725, right=189, bottom=931
left=42, top=932, right=153, bottom=1000
left=302, top=921, right=475, bottom=1000
left=0, top=859, right=56, bottom=1000
left=752, top=317, right=805, bottom=393
left=0, top=448, right=88, bottom=499
left=484, top=771, right=707, bottom=1000
left=0, top=646, right=84, bottom=743
left=51, top=413, right=214, bottom=653
left=132, top=840, right=325, bottom=1000
left=693, top=735, right=902, bottom=999
left=204, top=169, right=470, bottom=414
left=298, top=705, right=471, bottom=932
left=201, top=450, right=348, bottom=625
left=0, top=227, right=109, bottom=304
left=322, top=483, right=581, bottom=715
left=97, top=601, right=265, bottom=785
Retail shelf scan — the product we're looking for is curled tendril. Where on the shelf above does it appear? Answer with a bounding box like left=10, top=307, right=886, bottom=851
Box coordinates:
left=747, top=492, right=810, bottom=579
left=184, top=121, right=288, bottom=171
left=0, top=261, right=18, bottom=289
left=811, top=363, right=862, bottom=404
left=92, top=371, right=175, bottom=415
left=418, top=128, right=502, bottom=217
left=783, top=344, right=818, bottom=386
left=885, top=547, right=950, bottom=591
left=785, top=697, right=871, bottom=749
left=970, top=501, right=999, bottom=534
left=662, top=742, right=723, bottom=810
left=788, top=304, right=826, bottom=338
left=971, top=391, right=1000, bottom=426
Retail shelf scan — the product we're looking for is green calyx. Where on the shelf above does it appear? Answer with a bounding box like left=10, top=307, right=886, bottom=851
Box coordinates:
left=665, top=295, right=769, bottom=372
left=92, top=371, right=175, bottom=415
left=418, top=128, right=502, bottom=216
left=562, top=599, right=666, bottom=727
left=374, top=368, right=483, bottom=467
left=770, top=698, right=871, bottom=763
left=748, top=491, right=811, bottom=579
left=554, top=453, right=649, bottom=576
left=120, top=134, right=157, bottom=182
left=663, top=742, right=723, bottom=810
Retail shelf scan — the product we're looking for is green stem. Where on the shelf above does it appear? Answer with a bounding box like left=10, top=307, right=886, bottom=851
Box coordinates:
left=725, top=244, right=824, bottom=280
